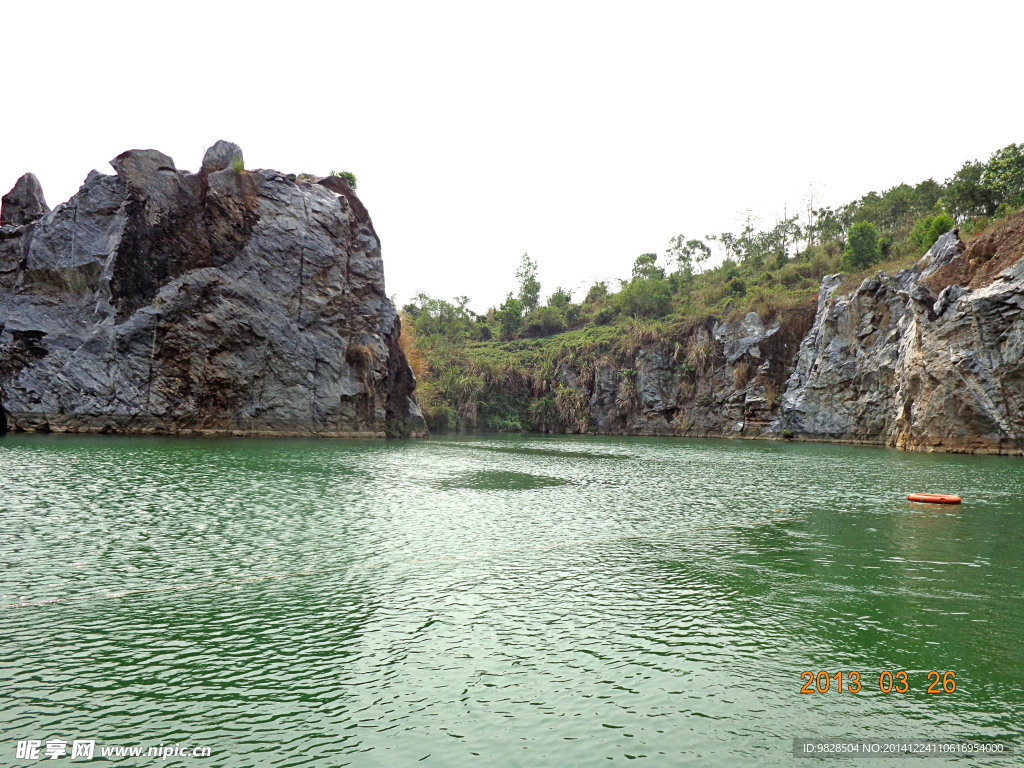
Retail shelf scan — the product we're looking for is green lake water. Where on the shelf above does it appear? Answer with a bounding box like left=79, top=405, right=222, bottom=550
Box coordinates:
left=1, top=434, right=1022, bottom=766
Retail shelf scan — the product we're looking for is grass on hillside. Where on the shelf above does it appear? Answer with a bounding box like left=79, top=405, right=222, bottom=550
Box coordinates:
left=399, top=141, right=1023, bottom=432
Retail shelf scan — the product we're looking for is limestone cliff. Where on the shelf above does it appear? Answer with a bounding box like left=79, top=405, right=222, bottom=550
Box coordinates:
left=0, top=142, right=426, bottom=437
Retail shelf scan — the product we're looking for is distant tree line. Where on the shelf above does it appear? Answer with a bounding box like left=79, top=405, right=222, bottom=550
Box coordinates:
left=402, top=141, right=1023, bottom=345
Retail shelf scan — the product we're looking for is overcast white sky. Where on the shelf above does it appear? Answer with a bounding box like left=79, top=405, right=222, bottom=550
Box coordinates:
left=3, top=1, right=1022, bottom=312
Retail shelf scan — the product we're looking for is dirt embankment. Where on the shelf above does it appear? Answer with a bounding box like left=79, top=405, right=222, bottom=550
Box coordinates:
left=923, top=212, right=1024, bottom=292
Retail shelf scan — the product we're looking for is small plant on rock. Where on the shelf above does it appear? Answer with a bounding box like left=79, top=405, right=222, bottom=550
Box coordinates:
left=329, top=170, right=358, bottom=189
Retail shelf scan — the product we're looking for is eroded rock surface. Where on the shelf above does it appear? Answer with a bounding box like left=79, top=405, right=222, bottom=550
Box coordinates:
left=779, top=217, right=1024, bottom=454
left=544, top=308, right=812, bottom=439
left=489, top=218, right=1024, bottom=455
left=201, top=140, right=244, bottom=174
left=0, top=144, right=425, bottom=437
left=1, top=173, right=49, bottom=227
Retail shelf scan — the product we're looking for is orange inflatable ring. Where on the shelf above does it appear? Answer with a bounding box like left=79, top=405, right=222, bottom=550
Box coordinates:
left=907, top=493, right=962, bottom=504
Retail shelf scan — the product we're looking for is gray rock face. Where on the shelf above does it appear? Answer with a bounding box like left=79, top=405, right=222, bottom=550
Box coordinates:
left=201, top=140, right=244, bottom=173
left=504, top=222, right=1024, bottom=456
left=0, top=145, right=426, bottom=438
left=561, top=308, right=808, bottom=438
left=717, top=311, right=779, bottom=363
left=779, top=226, right=1024, bottom=454
left=1, top=173, right=49, bottom=227
left=779, top=268, right=918, bottom=440
left=918, top=229, right=965, bottom=279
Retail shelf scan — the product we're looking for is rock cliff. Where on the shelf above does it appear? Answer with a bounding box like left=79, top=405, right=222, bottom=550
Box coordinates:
left=559, top=309, right=813, bottom=438
left=0, top=142, right=426, bottom=437
left=779, top=218, right=1024, bottom=454
left=483, top=215, right=1024, bottom=455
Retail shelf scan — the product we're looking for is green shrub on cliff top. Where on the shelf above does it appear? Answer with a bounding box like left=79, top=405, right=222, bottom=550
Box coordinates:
left=522, top=306, right=567, bottom=337
left=909, top=213, right=955, bottom=252
left=615, top=278, right=672, bottom=318
left=842, top=221, right=882, bottom=271
left=329, top=170, right=358, bottom=189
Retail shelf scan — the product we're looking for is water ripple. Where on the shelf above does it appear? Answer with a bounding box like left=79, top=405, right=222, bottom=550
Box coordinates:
left=1, top=434, right=1022, bottom=766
